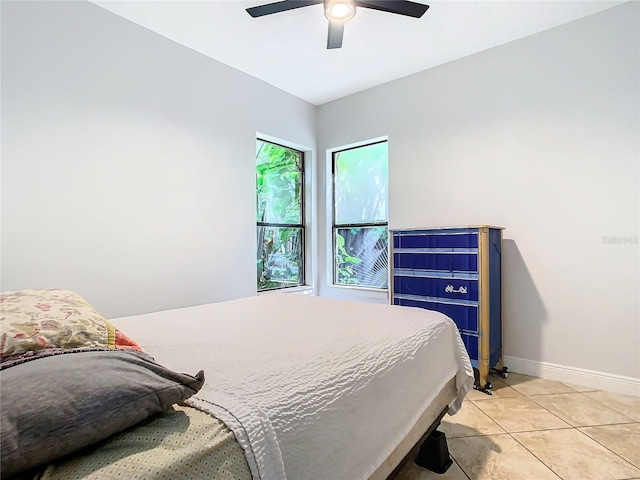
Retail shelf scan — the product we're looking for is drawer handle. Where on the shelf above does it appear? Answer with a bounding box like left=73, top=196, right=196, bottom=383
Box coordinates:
left=445, top=285, right=468, bottom=294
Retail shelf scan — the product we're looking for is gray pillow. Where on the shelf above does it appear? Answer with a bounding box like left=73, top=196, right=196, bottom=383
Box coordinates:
left=0, top=349, right=204, bottom=478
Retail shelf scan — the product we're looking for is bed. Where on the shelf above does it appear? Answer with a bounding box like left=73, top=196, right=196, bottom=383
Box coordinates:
left=0, top=289, right=474, bottom=480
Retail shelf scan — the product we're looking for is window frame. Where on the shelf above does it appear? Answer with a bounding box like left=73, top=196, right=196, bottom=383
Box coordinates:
left=256, top=138, right=306, bottom=293
left=331, top=139, right=389, bottom=290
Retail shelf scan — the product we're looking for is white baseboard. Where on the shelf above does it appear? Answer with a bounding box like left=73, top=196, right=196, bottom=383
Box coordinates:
left=503, top=356, right=640, bottom=397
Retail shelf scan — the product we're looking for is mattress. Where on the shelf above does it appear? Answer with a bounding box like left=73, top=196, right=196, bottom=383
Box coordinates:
left=109, top=294, right=474, bottom=480
left=27, top=378, right=458, bottom=480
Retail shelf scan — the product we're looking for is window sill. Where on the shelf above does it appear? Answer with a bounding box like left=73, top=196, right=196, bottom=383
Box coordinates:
left=329, top=284, right=388, bottom=293
left=258, top=285, right=314, bottom=296
left=323, top=284, right=389, bottom=303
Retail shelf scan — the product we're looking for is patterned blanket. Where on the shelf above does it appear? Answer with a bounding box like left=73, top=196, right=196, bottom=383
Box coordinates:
left=27, top=405, right=251, bottom=480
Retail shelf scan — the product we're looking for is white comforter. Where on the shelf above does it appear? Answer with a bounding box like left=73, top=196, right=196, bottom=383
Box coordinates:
left=110, top=294, right=473, bottom=480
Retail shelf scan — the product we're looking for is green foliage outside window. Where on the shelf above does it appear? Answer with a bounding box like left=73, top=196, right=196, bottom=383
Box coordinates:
left=256, top=140, right=304, bottom=291
left=333, top=142, right=389, bottom=289
left=335, top=232, right=361, bottom=285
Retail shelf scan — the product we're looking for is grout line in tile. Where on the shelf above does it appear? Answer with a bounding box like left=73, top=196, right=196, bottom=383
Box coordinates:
left=483, top=391, right=589, bottom=479
left=507, top=431, right=564, bottom=480
left=527, top=391, right=637, bottom=427
left=477, top=391, right=577, bottom=431
left=497, top=426, right=574, bottom=435
left=458, top=399, right=508, bottom=435
left=520, top=391, right=577, bottom=397
left=576, top=428, right=640, bottom=474
left=448, top=433, right=502, bottom=439
left=579, top=391, right=640, bottom=421
left=561, top=383, right=600, bottom=393
left=578, top=421, right=639, bottom=427
left=518, top=389, right=639, bottom=476
left=577, top=426, right=640, bottom=470
left=477, top=411, right=568, bottom=436
left=449, top=455, right=471, bottom=480
left=524, top=392, right=591, bottom=428
left=449, top=379, right=639, bottom=480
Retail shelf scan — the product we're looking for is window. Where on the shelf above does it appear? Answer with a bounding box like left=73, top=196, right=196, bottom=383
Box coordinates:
left=332, top=141, right=388, bottom=289
left=256, top=139, right=304, bottom=291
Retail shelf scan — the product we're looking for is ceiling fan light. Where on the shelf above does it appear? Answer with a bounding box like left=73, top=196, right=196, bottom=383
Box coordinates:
left=324, top=0, right=355, bottom=22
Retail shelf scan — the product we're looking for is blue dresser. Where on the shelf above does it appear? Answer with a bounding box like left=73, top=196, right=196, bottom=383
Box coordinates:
left=390, top=226, right=505, bottom=394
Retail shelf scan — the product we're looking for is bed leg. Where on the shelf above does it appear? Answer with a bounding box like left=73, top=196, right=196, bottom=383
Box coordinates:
left=415, top=429, right=453, bottom=474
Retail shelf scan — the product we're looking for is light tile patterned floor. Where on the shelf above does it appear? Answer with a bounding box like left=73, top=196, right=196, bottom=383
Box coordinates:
left=397, top=373, right=640, bottom=480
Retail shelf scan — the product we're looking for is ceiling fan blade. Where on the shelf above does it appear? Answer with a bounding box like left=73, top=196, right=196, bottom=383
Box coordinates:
left=355, top=0, right=429, bottom=18
left=246, top=0, right=322, bottom=18
left=327, top=21, right=344, bottom=49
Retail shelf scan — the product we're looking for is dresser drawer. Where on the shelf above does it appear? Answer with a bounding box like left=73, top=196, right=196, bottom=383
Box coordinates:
left=393, top=232, right=478, bottom=249
left=394, top=297, right=478, bottom=332
left=394, top=298, right=479, bottom=360
left=394, top=252, right=478, bottom=272
left=394, top=276, right=478, bottom=302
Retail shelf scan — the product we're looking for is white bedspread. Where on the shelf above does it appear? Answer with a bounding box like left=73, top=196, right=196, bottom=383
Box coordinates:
left=110, top=295, right=473, bottom=480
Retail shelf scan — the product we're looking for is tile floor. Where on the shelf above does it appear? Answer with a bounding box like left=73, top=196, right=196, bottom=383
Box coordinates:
left=397, top=373, right=640, bottom=480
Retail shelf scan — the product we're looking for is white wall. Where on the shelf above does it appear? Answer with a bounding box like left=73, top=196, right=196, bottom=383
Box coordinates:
left=0, top=1, right=316, bottom=318
left=317, top=3, right=639, bottom=381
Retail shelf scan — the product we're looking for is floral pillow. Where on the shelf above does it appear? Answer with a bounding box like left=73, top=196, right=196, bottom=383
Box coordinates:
left=0, top=289, right=141, bottom=358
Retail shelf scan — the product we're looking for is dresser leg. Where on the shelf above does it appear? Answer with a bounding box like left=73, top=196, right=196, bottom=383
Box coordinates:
left=473, top=367, right=493, bottom=395
left=491, top=365, right=509, bottom=378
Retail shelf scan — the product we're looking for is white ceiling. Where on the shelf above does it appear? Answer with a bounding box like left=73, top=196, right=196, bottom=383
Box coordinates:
left=91, top=0, right=626, bottom=105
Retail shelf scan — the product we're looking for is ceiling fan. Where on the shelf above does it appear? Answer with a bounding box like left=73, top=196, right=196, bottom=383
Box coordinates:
left=246, top=0, right=429, bottom=49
